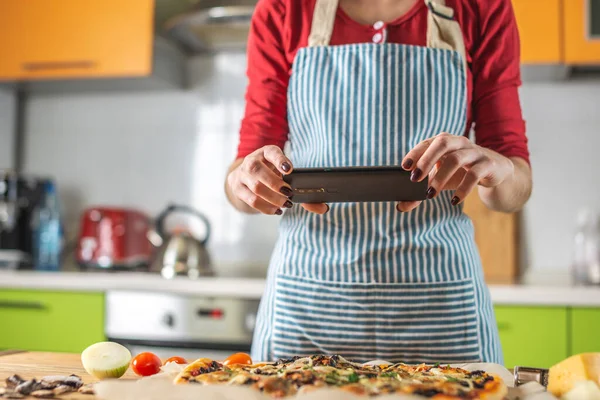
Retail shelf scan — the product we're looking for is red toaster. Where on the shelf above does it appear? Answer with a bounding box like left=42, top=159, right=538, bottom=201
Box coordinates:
left=75, top=207, right=153, bottom=270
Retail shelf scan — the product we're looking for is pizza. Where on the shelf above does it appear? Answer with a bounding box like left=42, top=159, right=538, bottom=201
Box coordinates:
left=173, top=354, right=507, bottom=399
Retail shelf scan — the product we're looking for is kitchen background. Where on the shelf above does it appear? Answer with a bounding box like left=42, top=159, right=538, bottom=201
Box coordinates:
left=1, top=0, right=600, bottom=370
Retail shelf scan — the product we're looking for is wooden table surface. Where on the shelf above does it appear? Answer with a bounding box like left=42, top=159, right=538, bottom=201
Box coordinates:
left=0, top=351, right=138, bottom=399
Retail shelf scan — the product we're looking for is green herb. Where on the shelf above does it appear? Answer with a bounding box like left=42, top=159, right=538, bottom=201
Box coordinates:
left=380, top=372, right=398, bottom=378
left=446, top=376, right=460, bottom=382
left=433, top=363, right=440, bottom=368
left=348, top=372, right=359, bottom=383
left=325, top=371, right=340, bottom=385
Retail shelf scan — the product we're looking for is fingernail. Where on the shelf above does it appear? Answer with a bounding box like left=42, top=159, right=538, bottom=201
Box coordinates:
left=410, top=168, right=422, bottom=182
left=325, top=204, right=330, bottom=214
left=281, top=162, right=292, bottom=173
left=396, top=204, right=404, bottom=213
left=402, top=159, right=414, bottom=169
left=275, top=209, right=283, bottom=215
left=451, top=196, right=460, bottom=206
left=280, top=186, right=294, bottom=197
left=426, top=186, right=436, bottom=199
left=284, top=200, right=293, bottom=208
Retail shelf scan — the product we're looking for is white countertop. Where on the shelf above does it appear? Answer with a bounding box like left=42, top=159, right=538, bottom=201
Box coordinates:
left=1, top=269, right=600, bottom=306
left=0, top=270, right=267, bottom=299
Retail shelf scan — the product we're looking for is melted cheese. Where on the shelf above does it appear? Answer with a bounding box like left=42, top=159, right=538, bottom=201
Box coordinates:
left=549, top=353, right=600, bottom=397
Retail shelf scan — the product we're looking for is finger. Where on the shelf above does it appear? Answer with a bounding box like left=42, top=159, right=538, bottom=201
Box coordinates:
left=262, top=145, right=293, bottom=175
left=452, top=163, right=490, bottom=205
left=428, top=149, right=484, bottom=197
left=243, top=177, right=292, bottom=209
left=242, top=158, right=293, bottom=198
left=301, top=203, right=329, bottom=215
left=411, top=134, right=472, bottom=182
left=236, top=184, right=283, bottom=215
left=401, top=138, right=433, bottom=170
left=396, top=201, right=421, bottom=212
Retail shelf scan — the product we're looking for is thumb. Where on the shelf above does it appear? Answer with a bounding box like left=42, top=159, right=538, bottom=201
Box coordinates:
left=301, top=203, right=330, bottom=215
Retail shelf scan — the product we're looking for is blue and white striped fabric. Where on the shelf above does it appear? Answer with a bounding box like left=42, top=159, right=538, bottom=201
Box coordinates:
left=251, top=9, right=502, bottom=365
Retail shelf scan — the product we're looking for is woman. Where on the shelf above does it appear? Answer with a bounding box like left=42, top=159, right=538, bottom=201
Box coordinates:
left=225, top=0, right=532, bottom=364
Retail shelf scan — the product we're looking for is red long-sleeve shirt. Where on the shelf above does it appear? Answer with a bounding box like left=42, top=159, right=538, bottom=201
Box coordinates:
left=237, top=0, right=530, bottom=165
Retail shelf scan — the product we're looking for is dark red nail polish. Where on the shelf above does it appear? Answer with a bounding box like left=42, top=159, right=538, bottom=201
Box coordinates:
left=396, top=204, right=404, bottom=213
left=281, top=162, right=291, bottom=172
left=284, top=200, right=293, bottom=208
left=410, top=168, right=422, bottom=182
left=426, top=187, right=436, bottom=199
left=451, top=196, right=460, bottom=206
left=280, top=186, right=293, bottom=197
left=403, top=159, right=414, bottom=169
left=325, top=204, right=330, bottom=213
left=275, top=209, right=283, bottom=215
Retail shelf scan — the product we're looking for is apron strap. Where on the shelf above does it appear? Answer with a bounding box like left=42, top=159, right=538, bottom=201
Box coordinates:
left=425, top=0, right=467, bottom=65
left=307, top=0, right=468, bottom=70
left=308, top=0, right=340, bottom=47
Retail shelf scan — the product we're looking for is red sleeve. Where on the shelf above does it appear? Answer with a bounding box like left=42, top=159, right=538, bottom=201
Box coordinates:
left=237, top=0, right=291, bottom=159
left=471, top=0, right=530, bottom=165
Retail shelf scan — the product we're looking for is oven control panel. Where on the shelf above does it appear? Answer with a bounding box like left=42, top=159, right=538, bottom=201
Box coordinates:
left=105, top=291, right=259, bottom=344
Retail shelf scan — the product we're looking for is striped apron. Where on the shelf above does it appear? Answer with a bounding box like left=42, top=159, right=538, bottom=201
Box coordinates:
left=251, top=0, right=503, bottom=365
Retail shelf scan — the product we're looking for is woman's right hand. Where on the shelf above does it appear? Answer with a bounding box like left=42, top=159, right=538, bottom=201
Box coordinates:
left=226, top=145, right=328, bottom=215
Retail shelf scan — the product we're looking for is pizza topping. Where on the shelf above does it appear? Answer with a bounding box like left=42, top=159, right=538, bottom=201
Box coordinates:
left=173, top=354, right=506, bottom=399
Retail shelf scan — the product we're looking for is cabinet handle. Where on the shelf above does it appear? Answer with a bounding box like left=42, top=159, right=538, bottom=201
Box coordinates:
left=0, top=301, right=47, bottom=310
left=21, top=61, right=96, bottom=71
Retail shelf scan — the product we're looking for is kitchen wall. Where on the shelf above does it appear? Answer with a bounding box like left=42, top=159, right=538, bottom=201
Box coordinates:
left=0, top=87, right=15, bottom=169
left=14, top=51, right=600, bottom=274
left=519, top=80, right=600, bottom=270
left=21, top=53, right=279, bottom=276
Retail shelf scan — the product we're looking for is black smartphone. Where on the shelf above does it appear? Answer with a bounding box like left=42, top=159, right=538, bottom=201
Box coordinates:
left=283, top=166, right=428, bottom=203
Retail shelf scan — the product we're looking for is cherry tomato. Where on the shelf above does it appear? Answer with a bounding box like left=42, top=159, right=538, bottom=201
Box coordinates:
left=223, top=352, right=252, bottom=366
left=164, top=356, right=187, bottom=365
left=131, top=352, right=162, bottom=376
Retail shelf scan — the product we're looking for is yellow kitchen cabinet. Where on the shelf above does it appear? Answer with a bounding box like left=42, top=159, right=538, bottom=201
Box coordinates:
left=563, top=0, right=600, bottom=64
left=512, top=0, right=562, bottom=64
left=0, top=0, right=154, bottom=81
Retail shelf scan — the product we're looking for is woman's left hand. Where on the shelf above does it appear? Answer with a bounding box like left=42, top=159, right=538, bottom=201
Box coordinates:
left=398, top=133, right=515, bottom=212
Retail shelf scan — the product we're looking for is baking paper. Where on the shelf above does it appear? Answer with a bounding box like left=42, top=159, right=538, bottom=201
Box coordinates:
left=94, top=362, right=558, bottom=400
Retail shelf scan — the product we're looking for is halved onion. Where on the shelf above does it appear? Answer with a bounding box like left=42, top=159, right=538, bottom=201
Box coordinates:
left=81, top=342, right=132, bottom=380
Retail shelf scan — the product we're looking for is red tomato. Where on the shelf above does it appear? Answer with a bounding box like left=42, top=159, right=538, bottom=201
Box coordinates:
left=164, top=356, right=187, bottom=365
left=131, top=352, right=162, bottom=376
left=223, top=352, right=252, bottom=366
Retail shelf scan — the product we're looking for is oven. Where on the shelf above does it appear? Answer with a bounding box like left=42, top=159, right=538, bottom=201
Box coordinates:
left=105, top=290, right=259, bottom=361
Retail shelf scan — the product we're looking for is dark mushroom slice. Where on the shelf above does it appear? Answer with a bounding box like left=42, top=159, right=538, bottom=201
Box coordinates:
left=5, top=375, right=25, bottom=389
left=15, top=379, right=41, bottom=395
left=40, top=375, right=83, bottom=389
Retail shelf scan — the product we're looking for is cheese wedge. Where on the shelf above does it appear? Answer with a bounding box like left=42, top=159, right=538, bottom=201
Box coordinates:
left=548, top=353, right=600, bottom=397
left=562, top=381, right=600, bottom=400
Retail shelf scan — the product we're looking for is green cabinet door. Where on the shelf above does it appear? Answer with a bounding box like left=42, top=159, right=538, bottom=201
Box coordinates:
left=0, top=290, right=105, bottom=353
left=570, top=307, right=600, bottom=355
left=494, top=306, right=568, bottom=369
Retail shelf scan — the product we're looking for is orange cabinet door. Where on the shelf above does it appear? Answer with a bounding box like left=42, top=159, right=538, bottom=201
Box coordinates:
left=512, top=0, right=562, bottom=64
left=563, top=0, right=600, bottom=64
left=0, top=0, right=154, bottom=81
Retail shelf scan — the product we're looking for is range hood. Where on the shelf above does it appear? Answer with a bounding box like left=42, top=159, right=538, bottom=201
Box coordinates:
left=164, top=0, right=258, bottom=53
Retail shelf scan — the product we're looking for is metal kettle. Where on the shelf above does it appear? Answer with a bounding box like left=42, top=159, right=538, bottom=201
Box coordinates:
left=148, top=204, right=213, bottom=279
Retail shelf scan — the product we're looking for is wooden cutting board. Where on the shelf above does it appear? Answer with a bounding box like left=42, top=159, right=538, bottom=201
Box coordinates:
left=0, top=351, right=137, bottom=399
left=463, top=190, right=520, bottom=284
